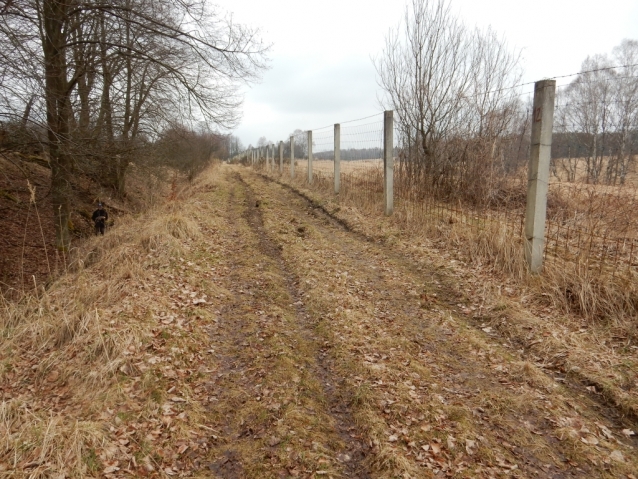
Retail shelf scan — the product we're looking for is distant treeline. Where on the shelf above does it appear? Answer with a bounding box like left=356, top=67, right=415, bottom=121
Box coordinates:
left=314, top=148, right=384, bottom=161
left=551, top=131, right=638, bottom=159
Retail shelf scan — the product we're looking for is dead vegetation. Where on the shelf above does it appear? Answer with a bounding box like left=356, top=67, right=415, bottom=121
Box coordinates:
left=2, top=163, right=638, bottom=478
left=244, top=166, right=638, bottom=477
left=0, top=170, right=211, bottom=477
left=0, top=151, right=181, bottom=297
left=263, top=162, right=638, bottom=475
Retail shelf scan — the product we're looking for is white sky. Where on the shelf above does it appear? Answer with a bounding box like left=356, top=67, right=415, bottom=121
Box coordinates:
left=214, top=0, right=638, bottom=147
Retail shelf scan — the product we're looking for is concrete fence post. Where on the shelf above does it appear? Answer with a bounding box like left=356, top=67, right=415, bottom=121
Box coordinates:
left=334, top=124, right=340, bottom=194
left=290, top=135, right=295, bottom=179
left=383, top=110, right=394, bottom=216
left=525, top=79, right=556, bottom=273
left=307, top=130, right=313, bottom=184
left=279, top=141, right=283, bottom=173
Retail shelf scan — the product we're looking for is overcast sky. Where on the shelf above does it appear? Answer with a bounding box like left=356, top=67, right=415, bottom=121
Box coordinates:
left=213, top=0, right=638, bottom=147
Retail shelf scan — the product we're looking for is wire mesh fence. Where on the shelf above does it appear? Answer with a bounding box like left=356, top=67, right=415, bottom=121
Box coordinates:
left=306, top=126, right=334, bottom=192
left=244, top=74, right=638, bottom=279
left=543, top=169, right=638, bottom=275
left=259, top=114, right=386, bottom=211
left=338, top=117, right=384, bottom=209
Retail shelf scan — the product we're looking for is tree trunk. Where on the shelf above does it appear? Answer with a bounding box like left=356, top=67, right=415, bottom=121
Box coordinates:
left=42, top=0, right=72, bottom=252
left=21, top=96, right=34, bottom=127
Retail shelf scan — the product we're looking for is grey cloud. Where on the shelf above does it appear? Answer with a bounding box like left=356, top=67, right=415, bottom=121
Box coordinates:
left=250, top=54, right=379, bottom=115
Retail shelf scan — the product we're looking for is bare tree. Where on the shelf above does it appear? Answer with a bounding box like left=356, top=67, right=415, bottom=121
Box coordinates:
left=374, top=0, right=523, bottom=205
left=557, top=41, right=638, bottom=185
left=608, top=40, right=638, bottom=184
left=227, top=134, right=244, bottom=159
left=561, top=55, right=614, bottom=184
left=156, top=125, right=223, bottom=181
left=0, top=0, right=269, bottom=250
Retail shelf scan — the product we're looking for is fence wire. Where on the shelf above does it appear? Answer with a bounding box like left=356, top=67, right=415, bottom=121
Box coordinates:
left=339, top=117, right=384, bottom=209
left=246, top=71, right=638, bottom=278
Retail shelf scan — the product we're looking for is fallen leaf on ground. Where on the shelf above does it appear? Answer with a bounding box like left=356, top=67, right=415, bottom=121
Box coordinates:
left=465, top=439, right=477, bottom=455
left=610, top=450, right=625, bottom=462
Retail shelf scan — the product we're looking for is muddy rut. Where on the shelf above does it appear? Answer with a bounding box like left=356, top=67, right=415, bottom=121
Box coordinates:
left=182, top=165, right=638, bottom=478
left=214, top=166, right=638, bottom=478
left=236, top=172, right=372, bottom=477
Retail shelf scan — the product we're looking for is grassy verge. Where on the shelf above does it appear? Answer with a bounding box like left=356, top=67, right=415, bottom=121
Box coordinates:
left=2, top=162, right=636, bottom=478
left=260, top=167, right=638, bottom=427
left=244, top=167, right=638, bottom=478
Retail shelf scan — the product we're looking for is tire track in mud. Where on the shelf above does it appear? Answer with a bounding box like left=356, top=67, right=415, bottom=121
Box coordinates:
left=256, top=172, right=638, bottom=440
left=232, top=172, right=372, bottom=478
left=242, top=169, right=638, bottom=478
left=202, top=181, right=253, bottom=478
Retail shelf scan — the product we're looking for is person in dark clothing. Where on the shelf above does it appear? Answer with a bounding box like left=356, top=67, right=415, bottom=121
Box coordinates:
left=92, top=202, right=108, bottom=236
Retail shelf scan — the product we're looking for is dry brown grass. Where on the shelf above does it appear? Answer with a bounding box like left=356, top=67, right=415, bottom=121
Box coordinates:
left=5, top=159, right=638, bottom=478
left=0, top=168, right=213, bottom=477
left=1, top=162, right=387, bottom=477
left=260, top=163, right=638, bottom=469
left=246, top=166, right=638, bottom=477
left=551, top=156, right=638, bottom=187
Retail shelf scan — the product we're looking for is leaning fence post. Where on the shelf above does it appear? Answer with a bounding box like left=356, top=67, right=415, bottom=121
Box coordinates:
left=334, top=123, right=340, bottom=194
left=383, top=110, right=394, bottom=216
left=307, top=130, right=313, bottom=184
left=525, top=79, right=556, bottom=273
left=279, top=141, right=283, bottom=173
left=290, top=135, right=295, bottom=179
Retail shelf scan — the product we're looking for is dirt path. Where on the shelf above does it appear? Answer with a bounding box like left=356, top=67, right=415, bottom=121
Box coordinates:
left=188, top=169, right=373, bottom=478
left=4, top=163, right=635, bottom=479
left=202, top=165, right=636, bottom=478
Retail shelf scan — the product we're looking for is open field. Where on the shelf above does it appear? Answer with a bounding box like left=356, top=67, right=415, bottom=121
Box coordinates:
left=551, top=156, right=638, bottom=188
left=319, top=159, right=382, bottom=175
left=2, top=163, right=637, bottom=478
left=268, top=155, right=638, bottom=264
